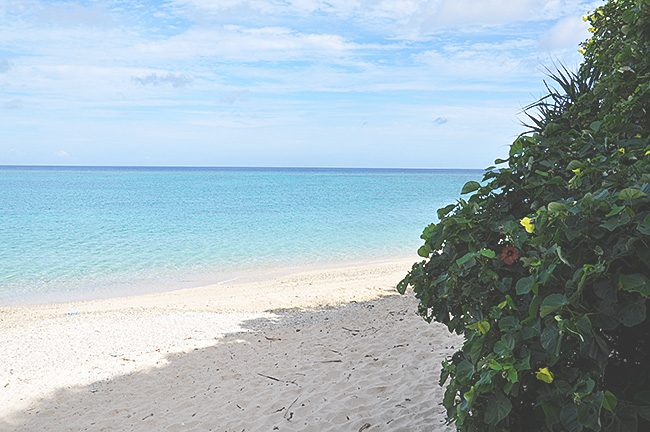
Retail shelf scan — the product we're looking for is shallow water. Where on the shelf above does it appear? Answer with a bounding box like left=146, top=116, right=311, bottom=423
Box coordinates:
left=0, top=166, right=481, bottom=304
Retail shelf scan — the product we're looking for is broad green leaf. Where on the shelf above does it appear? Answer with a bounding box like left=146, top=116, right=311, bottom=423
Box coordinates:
left=619, top=188, right=647, bottom=200
left=494, top=335, right=515, bottom=357
left=567, top=160, right=585, bottom=170
left=606, top=204, right=626, bottom=217
left=456, top=360, right=475, bottom=382
left=480, top=248, right=496, bottom=258
left=540, top=293, right=570, bottom=317
left=499, top=316, right=522, bottom=333
left=437, top=204, right=456, bottom=219
left=516, top=276, right=536, bottom=295
left=618, top=297, right=646, bottom=327
left=461, top=181, right=481, bottom=194
left=456, top=251, right=478, bottom=266
left=603, top=391, right=618, bottom=412
left=548, top=202, right=568, bottom=213
left=396, top=279, right=408, bottom=295
left=560, top=403, right=582, bottom=432
left=541, top=323, right=561, bottom=355
left=485, top=393, right=512, bottom=425
left=619, top=274, right=650, bottom=296
left=505, top=367, right=518, bottom=383
left=463, top=386, right=476, bottom=407
left=478, top=320, right=490, bottom=335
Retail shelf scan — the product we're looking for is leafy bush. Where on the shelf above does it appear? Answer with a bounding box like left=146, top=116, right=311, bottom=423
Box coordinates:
left=398, top=1, right=650, bottom=430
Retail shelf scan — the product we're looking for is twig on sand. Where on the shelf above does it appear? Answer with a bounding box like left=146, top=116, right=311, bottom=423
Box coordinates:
left=257, top=373, right=282, bottom=382
left=257, top=373, right=298, bottom=386
left=358, top=423, right=371, bottom=432
left=284, top=397, right=299, bottom=421
left=342, top=327, right=360, bottom=335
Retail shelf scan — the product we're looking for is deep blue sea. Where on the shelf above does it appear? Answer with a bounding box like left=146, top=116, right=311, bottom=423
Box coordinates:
left=0, top=166, right=482, bottom=305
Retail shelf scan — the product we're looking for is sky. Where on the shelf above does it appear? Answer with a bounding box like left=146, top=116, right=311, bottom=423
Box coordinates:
left=0, top=0, right=604, bottom=169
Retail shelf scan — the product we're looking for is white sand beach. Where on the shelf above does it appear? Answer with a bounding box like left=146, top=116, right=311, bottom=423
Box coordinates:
left=0, top=259, right=460, bottom=431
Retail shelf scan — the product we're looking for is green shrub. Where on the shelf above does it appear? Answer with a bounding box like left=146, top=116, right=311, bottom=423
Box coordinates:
left=398, top=1, right=650, bottom=430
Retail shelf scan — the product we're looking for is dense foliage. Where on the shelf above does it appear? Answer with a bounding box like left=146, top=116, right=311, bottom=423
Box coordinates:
left=398, top=1, right=650, bottom=430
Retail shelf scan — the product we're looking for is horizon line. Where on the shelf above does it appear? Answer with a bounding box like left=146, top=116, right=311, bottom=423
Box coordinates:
left=0, top=164, right=486, bottom=171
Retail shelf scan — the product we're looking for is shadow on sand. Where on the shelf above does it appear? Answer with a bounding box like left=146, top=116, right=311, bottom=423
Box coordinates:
left=0, top=295, right=456, bottom=432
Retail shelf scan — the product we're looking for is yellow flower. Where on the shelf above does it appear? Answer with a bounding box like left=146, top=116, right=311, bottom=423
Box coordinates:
left=578, top=48, right=586, bottom=55
left=572, top=168, right=581, bottom=174
left=588, top=27, right=595, bottom=33
left=636, top=134, right=643, bottom=138
left=582, top=14, right=589, bottom=22
left=536, top=367, right=554, bottom=384
left=646, top=150, right=650, bottom=156
left=619, top=148, right=626, bottom=154
left=520, top=217, right=535, bottom=233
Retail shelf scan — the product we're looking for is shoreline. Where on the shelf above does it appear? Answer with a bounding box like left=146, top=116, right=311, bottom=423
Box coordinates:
left=1, top=255, right=419, bottom=308
left=0, top=258, right=460, bottom=431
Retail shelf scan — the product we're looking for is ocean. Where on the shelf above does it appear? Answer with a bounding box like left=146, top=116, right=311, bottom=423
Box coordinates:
left=0, top=166, right=482, bottom=305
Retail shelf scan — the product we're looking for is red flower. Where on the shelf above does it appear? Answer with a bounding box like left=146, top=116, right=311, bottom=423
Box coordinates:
left=500, top=246, right=519, bottom=265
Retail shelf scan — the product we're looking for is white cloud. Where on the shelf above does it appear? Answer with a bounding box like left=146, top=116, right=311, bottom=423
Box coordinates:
left=55, top=150, right=70, bottom=157
left=132, top=72, right=194, bottom=88
left=34, top=3, right=114, bottom=28
left=4, top=99, right=24, bottom=109
left=220, top=89, right=249, bottom=104
left=538, top=15, right=590, bottom=51
left=0, top=58, right=10, bottom=73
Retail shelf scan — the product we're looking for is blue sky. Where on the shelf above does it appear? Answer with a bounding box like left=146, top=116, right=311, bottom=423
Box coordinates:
left=0, top=0, right=602, bottom=168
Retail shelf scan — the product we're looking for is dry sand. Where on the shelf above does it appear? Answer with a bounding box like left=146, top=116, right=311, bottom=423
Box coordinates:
left=0, top=258, right=461, bottom=431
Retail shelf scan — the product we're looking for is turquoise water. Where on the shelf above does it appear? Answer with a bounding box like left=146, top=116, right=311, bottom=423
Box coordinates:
left=0, top=166, right=481, bottom=304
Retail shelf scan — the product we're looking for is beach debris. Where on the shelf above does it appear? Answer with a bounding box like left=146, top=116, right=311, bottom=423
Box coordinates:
left=257, top=373, right=298, bottom=386
left=319, top=359, right=342, bottom=363
left=67, top=312, right=79, bottom=316
left=264, top=335, right=281, bottom=341
left=342, top=327, right=360, bottom=335
left=142, top=413, right=153, bottom=421
left=284, top=396, right=299, bottom=421
left=258, top=373, right=282, bottom=382
left=358, top=423, right=371, bottom=432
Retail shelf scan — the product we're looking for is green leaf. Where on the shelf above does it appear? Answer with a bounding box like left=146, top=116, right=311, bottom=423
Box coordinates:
left=499, top=316, right=522, bottom=333
left=494, top=334, right=515, bottom=357
left=619, top=274, right=650, bottom=296
left=548, top=202, right=568, bottom=213
left=456, top=251, right=478, bottom=266
left=480, top=249, right=496, bottom=258
left=541, top=323, right=561, bottom=355
left=456, top=360, right=475, bottom=382
left=463, top=386, right=476, bottom=408
left=478, top=320, right=491, bottom=335
left=540, top=293, right=570, bottom=317
left=437, top=204, right=456, bottom=219
left=606, top=204, right=626, bottom=218
left=516, top=276, right=536, bottom=295
left=567, top=160, right=586, bottom=170
left=485, top=393, right=512, bottom=425
left=619, top=188, right=647, bottom=200
left=560, top=403, right=582, bottom=432
left=505, top=367, right=518, bottom=383
left=603, top=391, right=618, bottom=413
left=461, top=181, right=481, bottom=194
